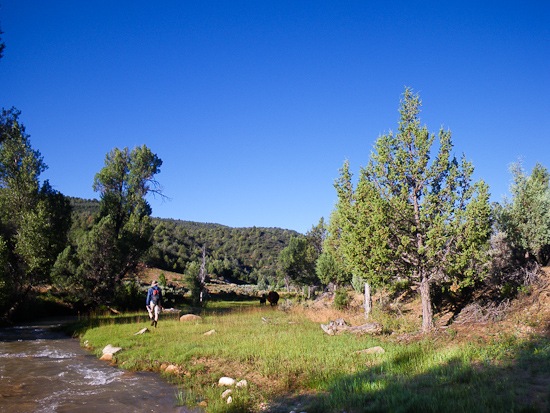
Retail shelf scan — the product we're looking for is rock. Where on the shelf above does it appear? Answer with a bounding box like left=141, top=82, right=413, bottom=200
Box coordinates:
left=102, top=344, right=122, bottom=355
left=347, top=322, right=383, bottom=335
left=198, top=401, right=208, bottom=408
left=320, top=318, right=348, bottom=335
left=164, top=364, right=180, bottom=374
left=226, top=396, right=233, bottom=404
left=179, top=314, right=202, bottom=322
left=134, top=327, right=149, bottom=335
left=236, top=379, right=248, bottom=388
left=99, top=353, right=113, bottom=361
left=321, top=319, right=382, bottom=335
left=356, top=346, right=385, bottom=355
left=163, top=308, right=181, bottom=314
left=203, top=329, right=216, bottom=336
left=221, top=389, right=232, bottom=399
left=218, top=376, right=236, bottom=386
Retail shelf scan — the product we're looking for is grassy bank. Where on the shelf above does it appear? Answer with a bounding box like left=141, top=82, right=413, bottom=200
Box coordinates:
left=77, top=301, right=550, bottom=412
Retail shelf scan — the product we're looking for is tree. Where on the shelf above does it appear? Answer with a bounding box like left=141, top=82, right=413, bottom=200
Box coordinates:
left=0, top=108, right=71, bottom=319
left=497, top=162, right=550, bottom=266
left=330, top=88, right=492, bottom=332
left=53, top=145, right=162, bottom=308
left=306, top=217, right=326, bottom=257
left=315, top=250, right=346, bottom=287
left=278, top=236, right=317, bottom=290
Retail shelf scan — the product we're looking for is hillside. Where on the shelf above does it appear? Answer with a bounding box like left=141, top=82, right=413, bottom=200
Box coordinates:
left=68, top=197, right=299, bottom=286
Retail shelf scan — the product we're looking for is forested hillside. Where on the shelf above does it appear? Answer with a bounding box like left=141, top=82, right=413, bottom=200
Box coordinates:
left=68, top=197, right=300, bottom=287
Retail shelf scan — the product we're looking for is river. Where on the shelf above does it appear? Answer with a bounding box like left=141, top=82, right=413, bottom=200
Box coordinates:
left=0, top=319, right=199, bottom=413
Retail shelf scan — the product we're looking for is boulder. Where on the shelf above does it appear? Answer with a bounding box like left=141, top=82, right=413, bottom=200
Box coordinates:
left=320, top=318, right=348, bottom=335
left=218, top=376, right=236, bottom=386
left=102, top=344, right=122, bottom=355
left=221, top=389, right=232, bottom=399
left=203, top=329, right=216, bottom=336
left=99, top=353, right=113, bottom=361
left=179, top=314, right=202, bottom=322
left=236, top=379, right=248, bottom=388
left=164, top=364, right=180, bottom=374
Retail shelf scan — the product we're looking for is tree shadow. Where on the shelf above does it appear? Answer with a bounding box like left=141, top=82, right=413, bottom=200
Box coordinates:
left=264, top=334, right=550, bottom=413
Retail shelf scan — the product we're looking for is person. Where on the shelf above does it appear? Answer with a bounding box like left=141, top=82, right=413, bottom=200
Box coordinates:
left=146, top=280, right=163, bottom=327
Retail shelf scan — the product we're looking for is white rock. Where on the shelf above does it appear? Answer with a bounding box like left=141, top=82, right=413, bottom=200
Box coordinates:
left=102, top=344, right=122, bottom=355
left=203, top=329, right=216, bottom=336
left=226, top=396, right=233, bottom=404
left=236, top=379, right=248, bottom=388
left=179, top=314, right=202, bottom=322
left=221, top=389, right=232, bottom=399
left=218, top=376, right=236, bottom=386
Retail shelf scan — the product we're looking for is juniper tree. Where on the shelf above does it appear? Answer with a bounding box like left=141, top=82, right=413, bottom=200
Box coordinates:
left=497, top=162, right=550, bottom=266
left=330, top=89, right=492, bottom=331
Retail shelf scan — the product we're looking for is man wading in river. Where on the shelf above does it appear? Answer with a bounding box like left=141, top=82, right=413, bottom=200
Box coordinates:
left=146, top=280, right=163, bottom=327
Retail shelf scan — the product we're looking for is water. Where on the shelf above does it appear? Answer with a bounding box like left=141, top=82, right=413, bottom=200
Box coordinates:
left=0, top=319, right=198, bottom=413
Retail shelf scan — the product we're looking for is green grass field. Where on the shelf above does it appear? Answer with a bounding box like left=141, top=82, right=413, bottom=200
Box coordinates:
left=76, top=301, right=550, bottom=412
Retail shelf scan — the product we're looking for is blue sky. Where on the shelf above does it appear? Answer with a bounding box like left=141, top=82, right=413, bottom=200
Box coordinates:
left=1, top=1, right=549, bottom=233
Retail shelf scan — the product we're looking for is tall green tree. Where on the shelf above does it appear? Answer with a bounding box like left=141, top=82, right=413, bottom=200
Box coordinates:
left=0, top=109, right=71, bottom=319
left=330, top=89, right=492, bottom=331
left=306, top=217, right=326, bottom=257
left=53, top=145, right=162, bottom=308
left=278, top=236, right=317, bottom=289
left=497, top=162, right=550, bottom=265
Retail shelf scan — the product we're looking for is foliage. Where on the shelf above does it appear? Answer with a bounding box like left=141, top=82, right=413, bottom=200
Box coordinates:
left=278, top=236, right=317, bottom=289
left=496, top=162, right=550, bottom=266
left=0, top=108, right=71, bottom=319
left=64, top=196, right=299, bottom=291
left=52, top=146, right=162, bottom=308
left=145, top=218, right=298, bottom=285
left=333, top=288, right=349, bottom=309
left=315, top=250, right=346, bottom=287
left=327, top=89, right=492, bottom=331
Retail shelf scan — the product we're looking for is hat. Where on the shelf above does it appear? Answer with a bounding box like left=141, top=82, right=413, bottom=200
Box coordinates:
left=151, top=280, right=158, bottom=286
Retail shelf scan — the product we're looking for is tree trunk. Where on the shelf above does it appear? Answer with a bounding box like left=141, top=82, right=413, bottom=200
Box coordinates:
left=199, top=245, right=207, bottom=303
left=419, top=275, right=433, bottom=332
left=364, top=282, right=372, bottom=320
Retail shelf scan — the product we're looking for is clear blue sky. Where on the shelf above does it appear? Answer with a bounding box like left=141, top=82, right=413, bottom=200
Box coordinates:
left=1, top=1, right=549, bottom=233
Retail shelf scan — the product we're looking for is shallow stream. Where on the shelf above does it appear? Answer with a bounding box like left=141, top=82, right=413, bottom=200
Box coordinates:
left=0, top=319, right=196, bottom=413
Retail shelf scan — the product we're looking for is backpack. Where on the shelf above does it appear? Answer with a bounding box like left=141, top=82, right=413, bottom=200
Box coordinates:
left=151, top=288, right=160, bottom=305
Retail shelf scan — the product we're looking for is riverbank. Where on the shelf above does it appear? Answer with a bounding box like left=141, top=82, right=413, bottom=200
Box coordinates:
left=77, top=298, right=550, bottom=413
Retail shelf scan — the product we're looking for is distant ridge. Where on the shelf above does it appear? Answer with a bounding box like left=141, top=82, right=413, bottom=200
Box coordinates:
left=68, top=196, right=298, bottom=284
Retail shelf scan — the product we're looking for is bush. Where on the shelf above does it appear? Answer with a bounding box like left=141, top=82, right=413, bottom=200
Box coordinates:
left=333, top=288, right=349, bottom=310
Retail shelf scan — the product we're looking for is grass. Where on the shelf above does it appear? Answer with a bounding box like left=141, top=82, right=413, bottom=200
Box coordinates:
left=76, top=300, right=550, bottom=413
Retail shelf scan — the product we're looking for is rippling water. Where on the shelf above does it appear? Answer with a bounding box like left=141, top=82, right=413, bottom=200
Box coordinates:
left=0, top=320, right=197, bottom=413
